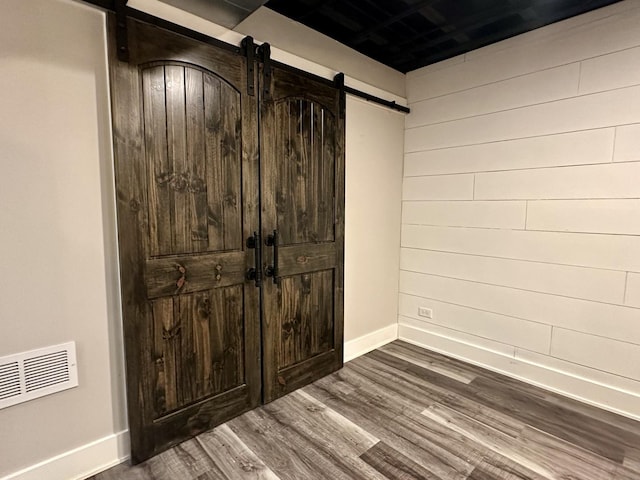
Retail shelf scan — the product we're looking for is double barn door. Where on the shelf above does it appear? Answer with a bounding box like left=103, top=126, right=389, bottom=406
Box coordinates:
left=108, top=17, right=344, bottom=462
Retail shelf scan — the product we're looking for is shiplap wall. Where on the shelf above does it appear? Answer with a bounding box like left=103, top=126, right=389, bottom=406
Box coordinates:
left=400, top=0, right=640, bottom=419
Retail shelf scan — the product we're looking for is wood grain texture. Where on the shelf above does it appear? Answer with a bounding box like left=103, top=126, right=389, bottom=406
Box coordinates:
left=517, top=425, right=619, bottom=479
left=273, top=99, right=335, bottom=245
left=624, top=455, right=640, bottom=473
left=108, top=15, right=260, bottom=463
left=142, top=65, right=171, bottom=256
left=466, top=375, right=633, bottom=464
left=378, top=341, right=477, bottom=384
left=278, top=270, right=334, bottom=368
left=95, top=438, right=228, bottom=480
left=272, top=389, right=379, bottom=457
left=111, top=11, right=344, bottom=463
left=195, top=425, right=280, bottom=479
left=276, top=243, right=337, bottom=277
left=360, top=441, right=442, bottom=480
left=219, top=81, right=242, bottom=251
left=229, top=406, right=383, bottom=480
left=260, top=63, right=345, bottom=404
left=93, top=340, right=640, bottom=480
left=467, top=454, right=547, bottom=480
left=143, top=63, right=243, bottom=256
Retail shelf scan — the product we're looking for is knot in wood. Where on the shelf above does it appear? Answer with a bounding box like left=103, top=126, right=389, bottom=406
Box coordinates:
left=176, top=264, right=187, bottom=290
left=189, top=177, right=206, bottom=193
left=157, top=171, right=206, bottom=193
left=224, top=193, right=237, bottom=206
left=162, top=323, right=181, bottom=339
left=170, top=173, right=189, bottom=192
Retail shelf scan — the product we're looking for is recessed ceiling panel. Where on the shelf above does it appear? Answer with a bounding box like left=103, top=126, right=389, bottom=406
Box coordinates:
left=265, top=0, right=623, bottom=73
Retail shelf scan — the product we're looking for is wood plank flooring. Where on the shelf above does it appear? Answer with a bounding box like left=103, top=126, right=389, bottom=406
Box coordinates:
left=89, top=340, right=640, bottom=480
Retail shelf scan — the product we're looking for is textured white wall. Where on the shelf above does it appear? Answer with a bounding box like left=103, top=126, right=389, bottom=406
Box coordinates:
left=400, top=0, right=640, bottom=419
left=0, top=0, right=405, bottom=478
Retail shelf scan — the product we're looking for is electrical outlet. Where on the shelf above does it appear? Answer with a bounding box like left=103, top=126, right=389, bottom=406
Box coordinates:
left=418, top=307, right=433, bottom=319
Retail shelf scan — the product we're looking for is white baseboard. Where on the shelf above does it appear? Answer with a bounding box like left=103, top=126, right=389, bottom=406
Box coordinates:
left=344, top=323, right=398, bottom=362
left=9, top=321, right=639, bottom=480
left=399, top=323, right=640, bottom=422
left=0, top=323, right=408, bottom=480
left=2, top=430, right=130, bottom=480
left=2, top=325, right=398, bottom=480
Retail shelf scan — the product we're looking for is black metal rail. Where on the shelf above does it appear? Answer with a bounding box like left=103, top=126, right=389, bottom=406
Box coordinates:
left=81, top=0, right=410, bottom=114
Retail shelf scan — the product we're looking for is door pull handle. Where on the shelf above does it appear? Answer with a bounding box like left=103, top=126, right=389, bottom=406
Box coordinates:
left=246, top=232, right=262, bottom=287
left=265, top=230, right=279, bottom=284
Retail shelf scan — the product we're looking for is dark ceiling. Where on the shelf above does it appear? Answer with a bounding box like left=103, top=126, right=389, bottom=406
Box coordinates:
left=264, top=0, right=622, bottom=73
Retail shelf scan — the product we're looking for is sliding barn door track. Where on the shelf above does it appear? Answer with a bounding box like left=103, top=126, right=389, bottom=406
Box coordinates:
left=81, top=0, right=410, bottom=114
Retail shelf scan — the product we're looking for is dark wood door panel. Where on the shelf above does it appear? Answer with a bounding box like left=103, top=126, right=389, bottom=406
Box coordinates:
left=141, top=63, right=243, bottom=257
left=110, top=14, right=345, bottom=463
left=145, top=251, right=246, bottom=298
left=274, top=98, right=336, bottom=246
left=260, top=64, right=345, bottom=404
left=151, top=384, right=252, bottom=455
left=277, top=243, right=337, bottom=277
left=274, top=349, right=340, bottom=398
left=270, top=68, right=338, bottom=111
left=150, top=285, right=246, bottom=417
left=129, top=20, right=243, bottom=87
left=278, top=270, right=335, bottom=369
left=108, top=15, right=260, bottom=463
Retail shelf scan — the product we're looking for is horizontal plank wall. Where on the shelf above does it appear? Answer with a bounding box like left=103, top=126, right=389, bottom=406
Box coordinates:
left=401, top=0, right=640, bottom=420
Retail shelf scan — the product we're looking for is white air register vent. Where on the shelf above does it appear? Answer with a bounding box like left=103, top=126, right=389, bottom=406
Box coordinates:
left=0, top=341, right=78, bottom=410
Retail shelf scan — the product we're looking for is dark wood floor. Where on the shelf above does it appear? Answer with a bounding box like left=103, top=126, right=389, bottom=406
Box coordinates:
left=90, top=341, right=640, bottom=479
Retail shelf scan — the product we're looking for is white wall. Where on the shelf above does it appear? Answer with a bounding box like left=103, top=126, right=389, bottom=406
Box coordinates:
left=401, top=0, right=640, bottom=420
left=0, top=0, right=127, bottom=478
left=344, top=97, right=404, bottom=359
left=0, top=0, right=405, bottom=478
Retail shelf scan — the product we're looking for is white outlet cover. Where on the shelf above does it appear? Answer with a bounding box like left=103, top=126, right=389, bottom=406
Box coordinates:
left=418, top=307, right=433, bottom=319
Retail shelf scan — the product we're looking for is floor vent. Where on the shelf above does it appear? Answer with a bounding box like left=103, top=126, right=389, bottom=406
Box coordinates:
left=0, top=342, right=78, bottom=410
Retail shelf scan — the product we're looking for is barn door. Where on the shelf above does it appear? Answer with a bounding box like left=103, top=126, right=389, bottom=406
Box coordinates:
left=108, top=17, right=261, bottom=462
left=259, top=63, right=345, bottom=402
